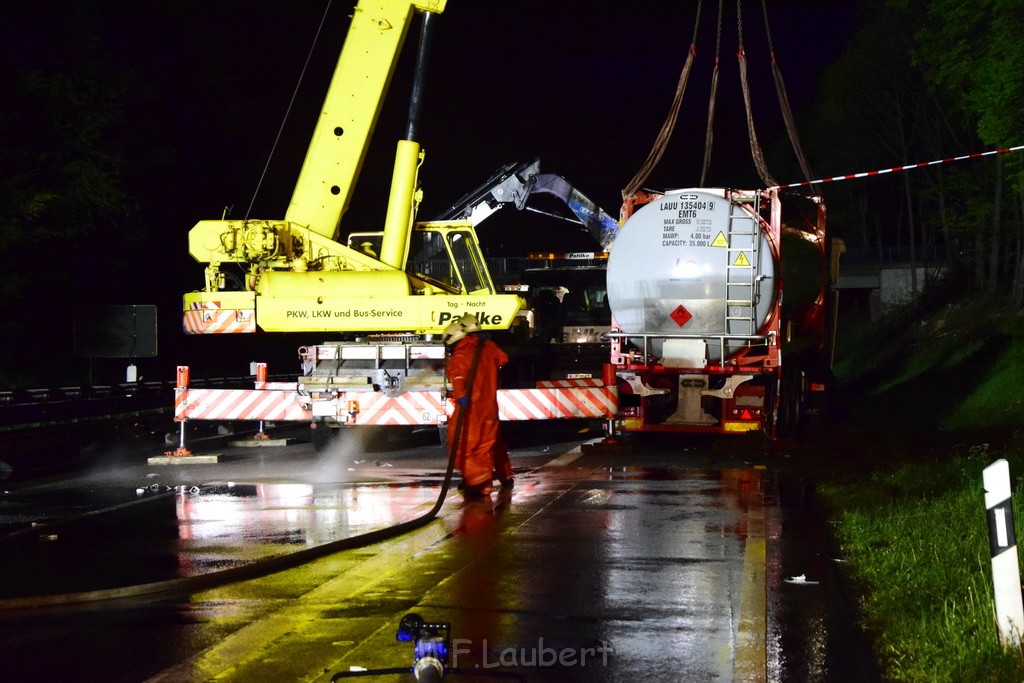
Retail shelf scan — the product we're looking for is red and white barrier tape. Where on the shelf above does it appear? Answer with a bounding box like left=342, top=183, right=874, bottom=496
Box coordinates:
left=770, top=144, right=1024, bottom=190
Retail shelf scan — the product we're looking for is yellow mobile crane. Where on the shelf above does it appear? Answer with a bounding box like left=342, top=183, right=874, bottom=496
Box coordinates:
left=173, top=1, right=618, bottom=450
left=184, top=0, right=520, bottom=337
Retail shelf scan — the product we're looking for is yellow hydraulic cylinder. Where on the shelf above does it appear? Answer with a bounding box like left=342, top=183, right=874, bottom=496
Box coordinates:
left=379, top=139, right=422, bottom=269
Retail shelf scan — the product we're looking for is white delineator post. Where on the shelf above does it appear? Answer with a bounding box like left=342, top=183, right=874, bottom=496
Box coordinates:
left=983, top=459, right=1024, bottom=647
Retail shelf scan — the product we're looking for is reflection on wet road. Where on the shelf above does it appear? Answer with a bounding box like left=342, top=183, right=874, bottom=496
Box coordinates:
left=173, top=481, right=440, bottom=547
left=0, top=430, right=877, bottom=681
left=0, top=476, right=445, bottom=598
left=426, top=464, right=772, bottom=681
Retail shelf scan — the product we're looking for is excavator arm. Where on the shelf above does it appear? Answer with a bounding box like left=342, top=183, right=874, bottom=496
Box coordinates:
left=436, top=160, right=621, bottom=249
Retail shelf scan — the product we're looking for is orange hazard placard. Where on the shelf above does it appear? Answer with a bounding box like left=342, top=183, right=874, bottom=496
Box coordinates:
left=670, top=305, right=693, bottom=327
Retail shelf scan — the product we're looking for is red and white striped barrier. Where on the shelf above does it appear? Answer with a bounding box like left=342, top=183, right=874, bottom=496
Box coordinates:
left=769, top=144, right=1024, bottom=190
left=499, top=387, right=617, bottom=421
left=175, top=387, right=310, bottom=422
left=350, top=391, right=447, bottom=426
left=173, top=363, right=617, bottom=426
left=536, top=378, right=605, bottom=388
left=174, top=386, right=617, bottom=425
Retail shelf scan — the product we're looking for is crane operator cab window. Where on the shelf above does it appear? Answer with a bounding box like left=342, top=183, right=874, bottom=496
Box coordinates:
left=406, top=227, right=496, bottom=296
left=446, top=232, right=490, bottom=294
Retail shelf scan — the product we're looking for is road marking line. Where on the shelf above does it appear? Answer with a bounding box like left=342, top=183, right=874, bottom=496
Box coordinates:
left=145, top=520, right=452, bottom=682
left=734, top=475, right=767, bottom=681
left=545, top=448, right=584, bottom=466
left=543, top=438, right=605, bottom=467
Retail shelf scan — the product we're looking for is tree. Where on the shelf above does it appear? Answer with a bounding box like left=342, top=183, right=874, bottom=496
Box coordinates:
left=801, top=0, right=946, bottom=284
left=905, top=0, right=1024, bottom=293
left=0, top=4, right=151, bottom=385
left=798, top=0, right=1024, bottom=298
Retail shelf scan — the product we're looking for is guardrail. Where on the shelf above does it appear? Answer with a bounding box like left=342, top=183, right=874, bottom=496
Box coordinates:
left=0, top=375, right=297, bottom=407
left=0, top=375, right=296, bottom=430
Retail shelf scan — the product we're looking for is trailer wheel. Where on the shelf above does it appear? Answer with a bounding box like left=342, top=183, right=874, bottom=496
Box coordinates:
left=775, top=367, right=804, bottom=438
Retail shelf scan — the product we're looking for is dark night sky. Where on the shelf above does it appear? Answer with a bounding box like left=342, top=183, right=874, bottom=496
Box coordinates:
left=1, top=1, right=862, bottom=382
left=144, top=0, right=861, bottom=249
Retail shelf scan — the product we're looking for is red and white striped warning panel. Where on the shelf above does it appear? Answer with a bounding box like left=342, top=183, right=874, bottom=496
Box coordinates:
left=175, top=388, right=310, bottom=422
left=344, top=391, right=447, bottom=426
left=183, top=304, right=256, bottom=335
left=175, top=386, right=617, bottom=424
left=536, top=378, right=605, bottom=388
left=498, top=387, right=617, bottom=421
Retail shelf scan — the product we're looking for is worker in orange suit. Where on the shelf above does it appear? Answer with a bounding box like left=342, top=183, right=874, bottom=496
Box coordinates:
left=443, top=313, right=514, bottom=499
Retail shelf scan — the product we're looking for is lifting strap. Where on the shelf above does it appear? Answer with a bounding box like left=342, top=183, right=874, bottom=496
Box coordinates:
left=736, top=0, right=776, bottom=187
left=623, top=0, right=816, bottom=195
left=761, top=0, right=819, bottom=195
left=700, top=0, right=724, bottom=187
left=621, top=0, right=703, bottom=200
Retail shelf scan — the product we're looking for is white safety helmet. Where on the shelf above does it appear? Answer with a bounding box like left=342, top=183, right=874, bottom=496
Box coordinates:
left=442, top=313, right=481, bottom=345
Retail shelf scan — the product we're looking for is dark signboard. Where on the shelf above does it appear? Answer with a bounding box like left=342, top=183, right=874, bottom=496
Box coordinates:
left=74, top=305, right=158, bottom=358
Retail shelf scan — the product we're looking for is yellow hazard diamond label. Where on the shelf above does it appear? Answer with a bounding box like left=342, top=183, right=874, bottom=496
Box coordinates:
left=733, top=252, right=751, bottom=267
left=711, top=232, right=728, bottom=247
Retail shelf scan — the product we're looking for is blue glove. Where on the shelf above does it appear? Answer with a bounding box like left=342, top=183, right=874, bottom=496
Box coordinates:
left=457, top=396, right=469, bottom=408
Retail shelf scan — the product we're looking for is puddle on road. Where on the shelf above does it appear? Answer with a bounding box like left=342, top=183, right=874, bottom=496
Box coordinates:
left=174, top=481, right=439, bottom=544
left=0, top=479, right=445, bottom=600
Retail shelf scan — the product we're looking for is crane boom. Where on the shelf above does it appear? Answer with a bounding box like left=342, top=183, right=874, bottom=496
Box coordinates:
left=287, top=0, right=446, bottom=240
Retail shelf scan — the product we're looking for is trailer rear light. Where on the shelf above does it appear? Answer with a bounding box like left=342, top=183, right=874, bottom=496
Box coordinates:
left=809, top=382, right=827, bottom=392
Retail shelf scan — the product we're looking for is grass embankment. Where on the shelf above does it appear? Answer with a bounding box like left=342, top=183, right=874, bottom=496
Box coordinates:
left=819, top=288, right=1024, bottom=681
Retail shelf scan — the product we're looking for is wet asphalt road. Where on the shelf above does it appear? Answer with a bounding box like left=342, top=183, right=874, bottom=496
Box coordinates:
left=0, top=423, right=879, bottom=681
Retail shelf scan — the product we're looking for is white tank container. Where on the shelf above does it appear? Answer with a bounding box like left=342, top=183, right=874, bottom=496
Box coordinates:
left=607, top=189, right=778, bottom=362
